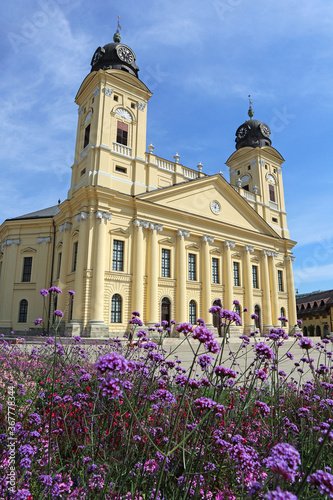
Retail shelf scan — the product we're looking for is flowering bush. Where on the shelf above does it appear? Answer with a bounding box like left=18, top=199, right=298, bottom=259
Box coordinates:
left=0, top=300, right=333, bottom=499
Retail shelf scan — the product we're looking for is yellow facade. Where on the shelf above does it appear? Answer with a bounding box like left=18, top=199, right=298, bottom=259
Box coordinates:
left=0, top=36, right=298, bottom=337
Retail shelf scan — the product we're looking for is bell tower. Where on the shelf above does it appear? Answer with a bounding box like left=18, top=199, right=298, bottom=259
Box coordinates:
left=226, top=101, right=290, bottom=239
left=68, top=26, right=152, bottom=199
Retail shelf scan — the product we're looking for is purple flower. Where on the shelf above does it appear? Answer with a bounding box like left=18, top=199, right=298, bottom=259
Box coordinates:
left=28, top=413, right=41, bottom=426
left=129, top=317, right=144, bottom=326
left=299, top=337, right=314, bottom=350
left=83, top=457, right=91, bottom=464
left=20, top=457, right=31, bottom=469
left=48, top=286, right=62, bottom=294
left=197, top=354, right=213, bottom=370
left=264, top=443, right=301, bottom=482
left=54, top=309, right=63, bottom=317
left=95, top=352, right=134, bottom=375
left=175, top=322, right=193, bottom=335
left=243, top=307, right=248, bottom=312
left=19, top=444, right=34, bottom=457
left=196, top=318, right=206, bottom=326
left=307, top=469, right=333, bottom=497
left=251, top=313, right=259, bottom=320
left=209, top=305, right=221, bottom=314
left=39, top=475, right=53, bottom=486
left=254, top=342, right=275, bottom=361
left=278, top=316, right=289, bottom=322
left=255, top=401, right=271, bottom=416
left=131, top=311, right=140, bottom=317
left=286, top=352, right=294, bottom=360
left=13, top=489, right=32, bottom=499
left=194, top=397, right=217, bottom=409
left=264, top=487, right=298, bottom=499
left=214, top=366, right=237, bottom=378
left=39, top=289, right=49, bottom=297
left=161, top=320, right=168, bottom=327
left=297, top=319, right=303, bottom=325
left=34, top=318, right=43, bottom=325
left=68, top=290, right=75, bottom=296
left=150, top=389, right=176, bottom=405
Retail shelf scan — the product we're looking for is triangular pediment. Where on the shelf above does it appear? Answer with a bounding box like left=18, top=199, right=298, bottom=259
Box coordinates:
left=137, top=174, right=279, bottom=238
left=158, top=238, right=175, bottom=247
left=186, top=243, right=200, bottom=250
left=110, top=228, right=130, bottom=237
left=20, top=247, right=37, bottom=254
left=210, top=247, right=222, bottom=255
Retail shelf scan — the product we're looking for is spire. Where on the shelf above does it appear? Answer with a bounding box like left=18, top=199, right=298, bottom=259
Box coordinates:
left=113, top=15, right=122, bottom=43
left=248, top=94, right=254, bottom=119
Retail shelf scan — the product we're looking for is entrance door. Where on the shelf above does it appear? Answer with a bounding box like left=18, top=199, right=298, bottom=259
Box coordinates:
left=161, top=297, right=171, bottom=326
left=254, top=305, right=261, bottom=332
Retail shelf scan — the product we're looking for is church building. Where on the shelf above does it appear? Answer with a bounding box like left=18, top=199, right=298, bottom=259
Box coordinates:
left=0, top=29, right=297, bottom=337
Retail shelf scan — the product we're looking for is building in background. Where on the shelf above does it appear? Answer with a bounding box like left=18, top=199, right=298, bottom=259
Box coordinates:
left=0, top=29, right=297, bottom=337
left=296, top=289, right=333, bottom=338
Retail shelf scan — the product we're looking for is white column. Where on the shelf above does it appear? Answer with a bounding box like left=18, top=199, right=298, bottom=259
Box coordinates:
left=57, top=223, right=72, bottom=314
left=70, top=212, right=89, bottom=333
left=261, top=250, right=272, bottom=333
left=131, top=220, right=147, bottom=318
left=223, top=241, right=235, bottom=310
left=176, top=229, right=189, bottom=323
left=269, top=252, right=279, bottom=327
left=285, top=255, right=297, bottom=329
left=201, top=235, right=214, bottom=325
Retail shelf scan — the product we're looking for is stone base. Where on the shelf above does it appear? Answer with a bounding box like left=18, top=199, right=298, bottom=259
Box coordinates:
left=86, top=320, right=109, bottom=338
left=65, top=320, right=83, bottom=337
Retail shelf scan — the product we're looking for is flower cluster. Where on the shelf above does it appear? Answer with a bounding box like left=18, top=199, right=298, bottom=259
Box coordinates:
left=264, top=443, right=301, bottom=482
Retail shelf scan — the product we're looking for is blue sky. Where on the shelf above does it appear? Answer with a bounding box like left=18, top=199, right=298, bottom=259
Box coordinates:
left=0, top=0, right=332, bottom=294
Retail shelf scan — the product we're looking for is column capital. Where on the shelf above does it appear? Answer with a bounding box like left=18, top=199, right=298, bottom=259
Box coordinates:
left=133, top=219, right=150, bottom=229
left=2, top=238, right=20, bottom=248
left=93, top=86, right=100, bottom=97
left=201, top=235, right=214, bottom=243
left=102, top=86, right=113, bottom=97
left=285, top=255, right=295, bottom=262
left=75, top=211, right=89, bottom=223
left=37, top=237, right=51, bottom=245
left=177, top=229, right=190, bottom=240
left=224, top=240, right=235, bottom=249
left=149, top=222, right=163, bottom=233
left=59, top=222, right=72, bottom=233
left=95, top=211, right=112, bottom=223
left=261, top=249, right=278, bottom=258
left=244, top=245, right=254, bottom=253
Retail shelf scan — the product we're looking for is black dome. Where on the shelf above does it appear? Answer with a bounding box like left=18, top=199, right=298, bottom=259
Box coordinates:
left=235, top=118, right=271, bottom=150
left=90, top=38, right=139, bottom=77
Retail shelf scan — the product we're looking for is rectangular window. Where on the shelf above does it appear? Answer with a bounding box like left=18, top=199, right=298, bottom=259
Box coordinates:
left=269, top=184, right=275, bottom=202
left=72, top=242, right=78, bottom=272
left=161, top=248, right=171, bottom=278
left=278, top=270, right=283, bottom=292
left=252, top=265, right=258, bottom=288
left=22, top=257, right=32, bottom=282
left=115, top=165, right=127, bottom=174
left=233, top=261, right=240, bottom=286
left=116, top=121, right=128, bottom=145
left=84, top=124, right=90, bottom=148
left=112, top=240, right=124, bottom=271
left=212, top=258, right=219, bottom=284
left=188, top=254, right=196, bottom=281
left=57, top=253, right=62, bottom=280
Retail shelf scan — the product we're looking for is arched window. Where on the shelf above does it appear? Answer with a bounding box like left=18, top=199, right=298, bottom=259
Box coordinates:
left=303, top=326, right=308, bottom=335
left=280, top=307, right=286, bottom=326
left=316, top=325, right=321, bottom=337
left=254, top=304, right=261, bottom=331
left=111, top=294, right=122, bottom=323
left=189, top=300, right=197, bottom=325
left=161, top=297, right=171, bottom=326
left=235, top=304, right=241, bottom=315
left=19, top=299, right=28, bottom=323
left=212, top=299, right=222, bottom=328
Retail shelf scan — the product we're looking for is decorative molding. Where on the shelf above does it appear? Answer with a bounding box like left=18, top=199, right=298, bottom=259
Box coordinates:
left=261, top=250, right=278, bottom=258
left=110, top=228, right=130, bottom=237
left=102, top=86, right=113, bottom=97
left=78, top=106, right=84, bottom=116
left=250, top=160, right=257, bottom=167
left=56, top=242, right=63, bottom=250
left=201, top=235, right=214, bottom=243
left=158, top=279, right=176, bottom=288
left=285, top=255, right=295, bottom=262
left=224, top=240, right=235, bottom=249
left=231, top=252, right=242, bottom=259
left=267, top=173, right=276, bottom=184
left=59, top=222, right=72, bottom=233
left=260, top=160, right=266, bottom=167
left=72, top=229, right=79, bottom=238
left=210, top=247, right=222, bottom=255
left=115, top=108, right=132, bottom=121
left=84, top=111, right=92, bottom=125
left=186, top=243, right=200, bottom=250
left=80, top=144, right=91, bottom=160
left=75, top=211, right=89, bottom=223
left=137, top=101, right=146, bottom=111
left=20, top=246, right=37, bottom=254
left=250, top=257, right=260, bottom=263
left=177, top=229, right=190, bottom=239
left=93, top=86, right=100, bottom=97
left=2, top=238, right=20, bottom=248
left=158, top=238, right=175, bottom=247
left=244, top=245, right=254, bottom=253
left=230, top=169, right=236, bottom=177
left=240, top=174, right=251, bottom=183
left=95, top=211, right=112, bottom=223
left=133, top=219, right=150, bottom=229
left=37, top=237, right=51, bottom=245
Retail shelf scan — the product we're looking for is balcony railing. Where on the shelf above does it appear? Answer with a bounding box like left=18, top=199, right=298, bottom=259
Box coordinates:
left=242, top=191, right=255, bottom=202
left=112, top=142, right=132, bottom=157
left=269, top=201, right=278, bottom=210
left=156, top=159, right=175, bottom=172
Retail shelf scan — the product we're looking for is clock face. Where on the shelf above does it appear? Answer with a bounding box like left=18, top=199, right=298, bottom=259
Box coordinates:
left=116, top=45, right=134, bottom=64
left=260, top=123, right=271, bottom=138
left=211, top=201, right=220, bottom=214
left=237, top=126, right=248, bottom=139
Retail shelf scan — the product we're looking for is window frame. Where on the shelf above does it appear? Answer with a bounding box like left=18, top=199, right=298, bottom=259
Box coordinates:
left=252, top=265, right=259, bottom=289
left=278, top=270, right=284, bottom=292
left=189, top=299, right=197, bottom=325
left=83, top=123, right=90, bottom=149
left=22, top=256, right=33, bottom=283
left=111, top=294, right=122, bottom=323
left=116, top=121, right=128, bottom=146
left=18, top=299, right=28, bottom=323
left=161, top=248, right=171, bottom=278
left=112, top=240, right=124, bottom=272
left=233, top=261, right=240, bottom=287
left=212, top=257, right=219, bottom=284
left=188, top=253, right=196, bottom=281
left=72, top=241, right=78, bottom=272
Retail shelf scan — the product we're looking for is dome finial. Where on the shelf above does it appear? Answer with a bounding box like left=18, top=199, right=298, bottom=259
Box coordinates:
left=248, top=94, right=254, bottom=119
left=113, top=15, right=122, bottom=43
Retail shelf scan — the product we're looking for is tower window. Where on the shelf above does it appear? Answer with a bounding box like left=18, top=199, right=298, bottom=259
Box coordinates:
left=269, top=184, right=276, bottom=202
left=111, top=294, right=122, bottom=323
left=189, top=300, right=197, bottom=325
left=115, top=166, right=127, bottom=174
left=188, top=254, right=196, bottom=281
left=19, top=299, right=28, bottom=323
left=237, top=170, right=240, bottom=175
left=278, top=270, right=283, bottom=292
left=22, top=257, right=32, bottom=282
left=72, top=242, right=78, bottom=272
left=57, top=253, right=62, bottom=280
left=114, top=95, right=118, bottom=101
left=212, top=258, right=219, bottom=284
left=233, top=262, right=240, bottom=286
left=272, top=217, right=278, bottom=223
left=116, top=121, right=128, bottom=146
left=131, top=103, right=135, bottom=109
left=243, top=185, right=249, bottom=191
left=84, top=124, right=90, bottom=149
left=112, top=240, right=124, bottom=271
left=247, top=165, right=251, bottom=170
left=162, top=249, right=171, bottom=278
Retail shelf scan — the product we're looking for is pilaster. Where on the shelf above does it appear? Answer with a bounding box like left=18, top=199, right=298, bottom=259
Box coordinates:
left=131, top=219, right=147, bottom=318
left=201, top=235, right=214, bottom=324
left=223, top=240, right=235, bottom=310
left=261, top=250, right=273, bottom=333
left=176, top=229, right=189, bottom=323
left=57, top=222, right=72, bottom=313
left=285, top=255, right=297, bottom=328
left=147, top=222, right=163, bottom=326
left=243, top=245, right=254, bottom=333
